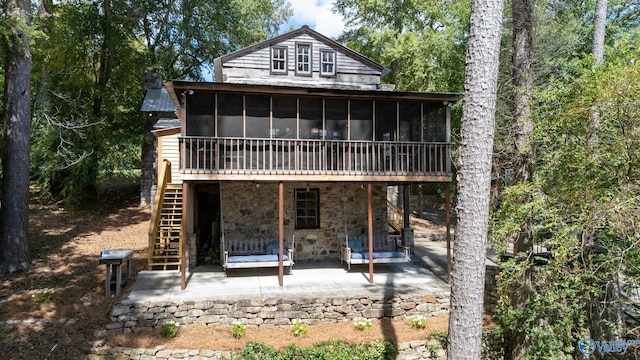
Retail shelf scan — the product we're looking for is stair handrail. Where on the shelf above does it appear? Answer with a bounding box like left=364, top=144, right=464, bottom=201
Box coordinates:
left=387, top=200, right=403, bottom=233
left=148, top=159, right=172, bottom=261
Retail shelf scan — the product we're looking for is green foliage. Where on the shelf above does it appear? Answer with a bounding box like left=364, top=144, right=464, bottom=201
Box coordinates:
left=407, top=315, right=427, bottom=329
left=132, top=0, right=291, bottom=80
left=26, top=0, right=290, bottom=206
left=160, top=323, right=178, bottom=339
left=233, top=342, right=278, bottom=360
left=427, top=330, right=448, bottom=350
left=490, top=33, right=640, bottom=358
left=333, top=0, right=469, bottom=92
left=291, top=320, right=308, bottom=337
left=32, top=288, right=54, bottom=303
left=352, top=317, right=372, bottom=331
left=232, top=339, right=396, bottom=360
left=230, top=323, right=247, bottom=339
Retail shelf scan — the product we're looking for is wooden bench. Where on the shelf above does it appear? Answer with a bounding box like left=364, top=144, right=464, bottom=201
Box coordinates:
left=223, top=237, right=294, bottom=274
left=340, top=235, right=410, bottom=270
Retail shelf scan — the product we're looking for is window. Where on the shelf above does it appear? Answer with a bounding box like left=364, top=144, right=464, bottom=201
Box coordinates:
left=399, top=101, right=421, bottom=142
left=245, top=95, right=270, bottom=138
left=271, top=47, right=287, bottom=74
left=375, top=100, right=398, bottom=141
left=350, top=100, right=373, bottom=140
left=272, top=96, right=297, bottom=139
left=325, top=98, right=347, bottom=140
left=217, top=93, right=243, bottom=137
left=320, top=50, right=336, bottom=76
left=295, top=188, right=319, bottom=229
left=299, top=97, right=323, bottom=139
left=296, top=43, right=311, bottom=75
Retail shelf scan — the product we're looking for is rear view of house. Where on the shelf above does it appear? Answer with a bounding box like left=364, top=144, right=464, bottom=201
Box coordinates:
left=147, top=26, right=459, bottom=287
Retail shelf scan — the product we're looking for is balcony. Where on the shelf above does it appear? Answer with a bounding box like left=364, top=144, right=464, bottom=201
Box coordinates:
left=179, top=137, right=452, bottom=182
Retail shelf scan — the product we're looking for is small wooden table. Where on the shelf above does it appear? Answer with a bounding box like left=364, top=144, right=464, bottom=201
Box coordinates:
left=99, top=249, right=133, bottom=297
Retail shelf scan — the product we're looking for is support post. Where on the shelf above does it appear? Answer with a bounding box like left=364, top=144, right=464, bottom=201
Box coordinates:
left=445, top=184, right=452, bottom=285
left=181, top=182, right=187, bottom=290
left=403, top=184, right=410, bottom=230
left=402, top=184, right=414, bottom=249
left=418, top=184, right=423, bottom=219
left=368, top=183, right=374, bottom=284
left=278, top=181, right=284, bottom=287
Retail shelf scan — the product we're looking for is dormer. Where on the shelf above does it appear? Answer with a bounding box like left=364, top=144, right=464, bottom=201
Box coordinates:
left=213, top=26, right=388, bottom=90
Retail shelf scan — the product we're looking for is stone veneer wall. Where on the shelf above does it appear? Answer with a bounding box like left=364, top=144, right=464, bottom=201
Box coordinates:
left=100, top=293, right=450, bottom=359
left=88, top=340, right=447, bottom=359
left=219, top=182, right=387, bottom=262
left=106, top=293, right=449, bottom=333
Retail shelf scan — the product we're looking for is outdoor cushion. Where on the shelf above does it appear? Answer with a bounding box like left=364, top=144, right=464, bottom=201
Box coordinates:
left=347, top=238, right=363, bottom=253
left=266, top=241, right=278, bottom=255
left=227, top=254, right=289, bottom=263
left=266, top=240, right=288, bottom=255
left=349, top=251, right=406, bottom=260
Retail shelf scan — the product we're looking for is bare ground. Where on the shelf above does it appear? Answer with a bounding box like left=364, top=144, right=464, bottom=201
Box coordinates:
left=0, top=180, right=451, bottom=359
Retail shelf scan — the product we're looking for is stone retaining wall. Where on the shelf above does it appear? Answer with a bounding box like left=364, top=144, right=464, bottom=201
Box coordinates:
left=87, top=340, right=447, bottom=360
left=484, top=263, right=500, bottom=314
left=107, top=293, right=450, bottom=334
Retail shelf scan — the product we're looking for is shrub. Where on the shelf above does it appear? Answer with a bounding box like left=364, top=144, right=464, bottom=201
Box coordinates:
left=407, top=315, right=428, bottom=329
left=230, top=322, right=247, bottom=339
left=32, top=288, right=54, bottom=303
left=233, top=341, right=277, bottom=359
left=160, top=323, right=178, bottom=339
left=291, top=319, right=308, bottom=337
left=232, top=339, right=396, bottom=360
left=428, top=330, right=448, bottom=350
left=353, top=317, right=372, bottom=331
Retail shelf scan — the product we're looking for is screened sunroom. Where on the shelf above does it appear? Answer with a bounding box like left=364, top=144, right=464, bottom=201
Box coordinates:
left=166, top=81, right=458, bottom=183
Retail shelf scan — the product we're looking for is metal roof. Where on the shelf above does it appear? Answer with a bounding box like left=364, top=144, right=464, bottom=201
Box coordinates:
left=153, top=118, right=181, bottom=129
left=166, top=80, right=461, bottom=103
left=141, top=87, right=178, bottom=112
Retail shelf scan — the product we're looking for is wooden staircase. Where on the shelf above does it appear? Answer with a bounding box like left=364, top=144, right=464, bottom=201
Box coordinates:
left=148, top=160, right=183, bottom=270
left=387, top=200, right=404, bottom=234
left=149, top=184, right=183, bottom=270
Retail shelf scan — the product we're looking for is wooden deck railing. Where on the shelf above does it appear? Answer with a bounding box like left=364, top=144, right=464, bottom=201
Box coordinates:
left=179, top=137, right=451, bottom=176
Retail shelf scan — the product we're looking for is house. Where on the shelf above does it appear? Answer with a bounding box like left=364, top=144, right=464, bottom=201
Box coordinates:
left=148, top=26, right=459, bottom=288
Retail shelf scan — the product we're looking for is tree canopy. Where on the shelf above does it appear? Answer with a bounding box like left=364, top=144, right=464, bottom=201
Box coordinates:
left=1, top=0, right=291, bottom=204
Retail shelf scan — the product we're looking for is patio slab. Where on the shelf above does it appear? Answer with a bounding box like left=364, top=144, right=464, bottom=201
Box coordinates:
left=122, top=259, right=450, bottom=305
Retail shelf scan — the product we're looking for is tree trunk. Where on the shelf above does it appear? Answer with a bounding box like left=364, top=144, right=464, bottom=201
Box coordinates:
left=447, top=0, right=504, bottom=358
left=511, top=0, right=533, bottom=182
left=589, top=0, right=607, bottom=146
left=1, top=0, right=33, bottom=274
left=593, top=0, right=607, bottom=66
left=506, top=1, right=534, bottom=359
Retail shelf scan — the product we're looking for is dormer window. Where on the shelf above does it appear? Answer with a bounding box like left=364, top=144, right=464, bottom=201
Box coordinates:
left=320, top=50, right=336, bottom=76
left=296, top=43, right=311, bottom=75
left=271, top=46, right=287, bottom=74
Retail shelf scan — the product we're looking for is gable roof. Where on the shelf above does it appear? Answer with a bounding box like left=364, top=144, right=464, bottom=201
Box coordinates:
left=216, top=26, right=388, bottom=76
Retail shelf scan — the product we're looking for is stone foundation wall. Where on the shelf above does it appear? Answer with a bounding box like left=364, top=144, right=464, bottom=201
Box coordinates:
left=219, top=182, right=387, bottom=262
left=484, top=263, right=500, bottom=314
left=106, top=293, right=450, bottom=333
left=88, top=340, right=447, bottom=359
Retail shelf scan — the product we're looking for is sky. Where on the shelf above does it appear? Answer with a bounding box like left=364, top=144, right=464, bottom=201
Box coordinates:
left=283, top=0, right=346, bottom=38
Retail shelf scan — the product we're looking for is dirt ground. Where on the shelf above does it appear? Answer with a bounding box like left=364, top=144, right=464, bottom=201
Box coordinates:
left=0, top=180, right=451, bottom=359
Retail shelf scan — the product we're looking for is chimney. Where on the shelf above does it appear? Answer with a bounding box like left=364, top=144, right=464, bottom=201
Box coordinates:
left=144, top=73, right=163, bottom=90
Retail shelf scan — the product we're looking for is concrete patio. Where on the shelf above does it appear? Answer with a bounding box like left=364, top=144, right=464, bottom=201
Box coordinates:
left=120, top=240, right=452, bottom=305
left=104, top=239, right=503, bottom=335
